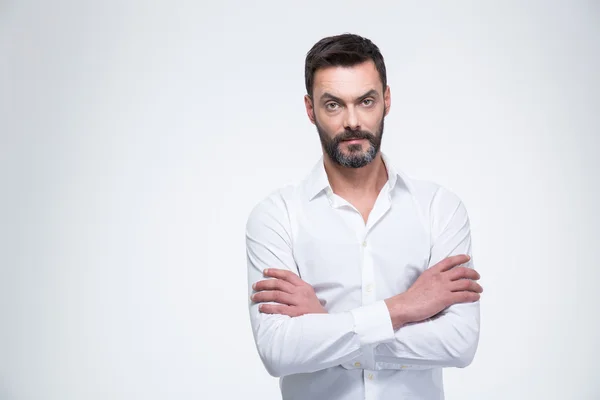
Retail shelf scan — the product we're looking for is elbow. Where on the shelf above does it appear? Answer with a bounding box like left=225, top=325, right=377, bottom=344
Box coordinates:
left=262, top=359, right=284, bottom=378
left=449, top=326, right=480, bottom=368
left=254, top=336, right=284, bottom=377
left=254, top=321, right=294, bottom=378
left=257, top=346, right=292, bottom=378
left=453, top=343, right=477, bottom=368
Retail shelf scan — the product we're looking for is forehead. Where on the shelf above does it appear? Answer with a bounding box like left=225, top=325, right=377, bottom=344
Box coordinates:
left=312, top=60, right=382, bottom=98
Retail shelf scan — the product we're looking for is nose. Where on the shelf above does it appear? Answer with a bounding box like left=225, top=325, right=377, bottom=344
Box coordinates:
left=343, top=106, right=360, bottom=131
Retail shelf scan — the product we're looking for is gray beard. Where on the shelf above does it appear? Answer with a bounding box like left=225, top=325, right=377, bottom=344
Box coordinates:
left=316, top=117, right=384, bottom=168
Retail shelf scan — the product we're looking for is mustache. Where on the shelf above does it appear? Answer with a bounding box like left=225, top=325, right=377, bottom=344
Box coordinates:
left=334, top=130, right=376, bottom=142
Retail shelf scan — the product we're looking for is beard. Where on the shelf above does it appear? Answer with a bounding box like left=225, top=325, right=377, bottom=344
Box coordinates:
left=315, top=114, right=385, bottom=168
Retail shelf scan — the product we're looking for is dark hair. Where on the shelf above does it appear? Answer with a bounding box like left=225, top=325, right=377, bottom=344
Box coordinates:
left=304, top=33, right=387, bottom=97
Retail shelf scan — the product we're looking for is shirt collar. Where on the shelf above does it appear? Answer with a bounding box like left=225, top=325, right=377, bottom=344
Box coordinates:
left=305, top=152, right=401, bottom=201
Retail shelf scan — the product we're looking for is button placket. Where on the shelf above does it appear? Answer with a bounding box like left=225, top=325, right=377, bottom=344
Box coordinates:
left=364, top=368, right=377, bottom=399
left=361, top=238, right=376, bottom=305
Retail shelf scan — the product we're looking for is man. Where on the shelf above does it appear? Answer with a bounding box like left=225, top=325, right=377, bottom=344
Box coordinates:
left=246, top=33, right=482, bottom=400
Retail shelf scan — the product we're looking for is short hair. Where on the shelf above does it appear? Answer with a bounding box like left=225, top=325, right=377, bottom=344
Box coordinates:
left=304, top=33, right=387, bottom=97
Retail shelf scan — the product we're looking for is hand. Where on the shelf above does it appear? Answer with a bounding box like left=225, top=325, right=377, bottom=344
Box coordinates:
left=251, top=268, right=327, bottom=317
left=385, top=254, right=482, bottom=330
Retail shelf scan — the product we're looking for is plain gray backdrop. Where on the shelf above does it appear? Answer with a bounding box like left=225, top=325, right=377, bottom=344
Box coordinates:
left=1, top=1, right=599, bottom=399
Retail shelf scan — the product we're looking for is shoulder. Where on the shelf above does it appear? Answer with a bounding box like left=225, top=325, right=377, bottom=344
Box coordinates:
left=245, top=183, right=300, bottom=233
left=400, top=172, right=465, bottom=212
left=399, top=173, right=470, bottom=236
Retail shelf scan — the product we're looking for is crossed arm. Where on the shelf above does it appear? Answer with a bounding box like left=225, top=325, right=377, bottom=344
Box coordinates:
left=246, top=190, right=482, bottom=377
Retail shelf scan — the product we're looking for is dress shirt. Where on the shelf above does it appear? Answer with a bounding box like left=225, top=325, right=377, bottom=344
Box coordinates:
left=246, top=153, right=480, bottom=400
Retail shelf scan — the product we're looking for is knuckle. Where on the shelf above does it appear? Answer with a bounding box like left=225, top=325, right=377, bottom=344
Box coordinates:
left=443, top=293, right=454, bottom=306
left=269, top=305, right=282, bottom=315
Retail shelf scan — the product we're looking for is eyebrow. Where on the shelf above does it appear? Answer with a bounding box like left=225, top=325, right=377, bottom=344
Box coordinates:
left=319, top=89, right=379, bottom=104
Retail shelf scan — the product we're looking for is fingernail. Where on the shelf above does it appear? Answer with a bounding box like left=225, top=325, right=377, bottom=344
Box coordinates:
left=252, top=283, right=256, bottom=290
left=250, top=294, right=255, bottom=300
left=263, top=269, right=269, bottom=275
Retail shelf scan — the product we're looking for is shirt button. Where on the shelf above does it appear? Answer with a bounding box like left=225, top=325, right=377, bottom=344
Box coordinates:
left=354, top=362, right=361, bottom=367
left=366, top=283, right=374, bottom=292
left=367, top=373, right=374, bottom=380
left=362, top=241, right=367, bottom=247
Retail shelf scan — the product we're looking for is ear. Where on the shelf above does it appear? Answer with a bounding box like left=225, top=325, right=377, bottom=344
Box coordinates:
left=304, top=94, right=316, bottom=125
left=384, top=85, right=391, bottom=116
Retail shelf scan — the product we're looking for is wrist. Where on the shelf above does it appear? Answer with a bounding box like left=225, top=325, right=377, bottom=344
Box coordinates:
left=384, top=294, right=410, bottom=330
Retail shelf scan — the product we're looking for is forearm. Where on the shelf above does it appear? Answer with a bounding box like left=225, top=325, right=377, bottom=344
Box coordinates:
left=250, top=299, right=394, bottom=377
left=373, top=187, right=481, bottom=370
left=374, top=301, right=480, bottom=369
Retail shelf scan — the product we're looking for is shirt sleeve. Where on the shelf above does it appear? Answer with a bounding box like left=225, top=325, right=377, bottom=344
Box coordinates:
left=246, top=191, right=395, bottom=377
left=373, top=186, right=481, bottom=370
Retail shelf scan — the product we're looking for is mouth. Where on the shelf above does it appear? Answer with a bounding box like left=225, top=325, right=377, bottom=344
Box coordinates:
left=342, top=138, right=365, bottom=144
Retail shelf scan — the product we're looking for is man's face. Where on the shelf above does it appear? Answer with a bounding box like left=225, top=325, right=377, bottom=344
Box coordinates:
left=305, top=60, right=391, bottom=168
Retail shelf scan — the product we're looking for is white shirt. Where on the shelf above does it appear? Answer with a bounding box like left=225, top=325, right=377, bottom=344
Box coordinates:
left=245, top=153, right=480, bottom=400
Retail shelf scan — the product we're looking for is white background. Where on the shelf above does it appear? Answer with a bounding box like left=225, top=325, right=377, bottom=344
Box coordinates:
left=1, top=1, right=599, bottom=399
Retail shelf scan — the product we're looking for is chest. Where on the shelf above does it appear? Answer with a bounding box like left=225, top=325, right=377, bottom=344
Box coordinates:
left=290, top=194, right=431, bottom=312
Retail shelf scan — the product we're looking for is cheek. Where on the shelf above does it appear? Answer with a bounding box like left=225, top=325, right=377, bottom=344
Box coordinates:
left=316, top=112, right=342, bottom=132
left=362, top=110, right=383, bottom=130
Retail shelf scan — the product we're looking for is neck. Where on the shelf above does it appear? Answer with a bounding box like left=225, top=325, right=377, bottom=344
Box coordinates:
left=323, top=152, right=388, bottom=197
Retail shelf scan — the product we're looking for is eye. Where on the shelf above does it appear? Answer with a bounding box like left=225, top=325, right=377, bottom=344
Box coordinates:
left=362, top=98, right=374, bottom=106
left=325, top=102, right=339, bottom=111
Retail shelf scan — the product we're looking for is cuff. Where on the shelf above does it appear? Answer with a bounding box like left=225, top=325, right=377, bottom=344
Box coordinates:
left=350, top=300, right=395, bottom=346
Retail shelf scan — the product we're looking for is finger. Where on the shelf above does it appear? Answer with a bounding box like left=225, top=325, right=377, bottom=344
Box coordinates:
left=253, top=278, right=295, bottom=294
left=447, top=267, right=480, bottom=281
left=252, top=290, right=295, bottom=305
left=259, top=303, right=296, bottom=317
left=450, top=279, right=483, bottom=293
left=433, top=254, right=471, bottom=273
left=450, top=291, right=480, bottom=304
left=263, top=268, right=305, bottom=286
